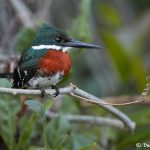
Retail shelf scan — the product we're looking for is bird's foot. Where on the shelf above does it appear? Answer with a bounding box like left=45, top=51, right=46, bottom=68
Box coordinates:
left=40, top=89, right=46, bottom=98
left=51, top=85, right=59, bottom=97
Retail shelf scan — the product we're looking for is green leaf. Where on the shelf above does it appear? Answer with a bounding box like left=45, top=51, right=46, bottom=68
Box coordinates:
left=69, top=0, right=92, bottom=41
left=99, top=4, right=123, bottom=28
left=80, top=143, right=97, bottom=150
left=12, top=27, right=36, bottom=53
left=60, top=96, right=80, bottom=114
left=0, top=79, right=12, bottom=88
left=131, top=58, right=147, bottom=91
left=0, top=97, right=19, bottom=150
left=55, top=134, right=69, bottom=150
left=42, top=100, right=53, bottom=112
left=102, top=31, right=147, bottom=91
left=102, top=31, right=131, bottom=81
left=71, top=133, right=96, bottom=150
left=8, top=109, right=16, bottom=150
left=24, top=100, right=45, bottom=119
left=15, top=113, right=37, bottom=150
left=46, top=115, right=71, bottom=148
left=114, top=124, right=150, bottom=150
left=25, top=100, right=48, bottom=150
left=130, top=105, right=150, bottom=124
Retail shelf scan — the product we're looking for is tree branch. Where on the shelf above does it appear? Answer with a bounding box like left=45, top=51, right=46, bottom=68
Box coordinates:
left=9, top=0, right=35, bottom=28
left=46, top=111, right=125, bottom=129
left=104, top=96, right=150, bottom=104
left=0, top=83, right=136, bottom=132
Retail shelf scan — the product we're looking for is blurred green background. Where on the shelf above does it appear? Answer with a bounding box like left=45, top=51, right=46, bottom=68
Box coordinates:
left=0, top=0, right=150, bottom=149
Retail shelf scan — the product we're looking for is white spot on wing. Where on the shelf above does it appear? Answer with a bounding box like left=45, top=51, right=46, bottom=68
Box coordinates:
left=24, top=70, right=27, bottom=76
left=17, top=67, right=21, bottom=78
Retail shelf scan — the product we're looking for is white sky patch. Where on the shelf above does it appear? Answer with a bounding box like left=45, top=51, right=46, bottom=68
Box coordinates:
left=32, top=45, right=71, bottom=52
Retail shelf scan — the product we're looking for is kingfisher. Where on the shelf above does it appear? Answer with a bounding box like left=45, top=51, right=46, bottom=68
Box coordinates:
left=0, top=23, right=102, bottom=96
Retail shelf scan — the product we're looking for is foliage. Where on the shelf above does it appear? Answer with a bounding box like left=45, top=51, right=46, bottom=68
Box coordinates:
left=0, top=0, right=150, bottom=149
left=12, top=27, right=36, bottom=53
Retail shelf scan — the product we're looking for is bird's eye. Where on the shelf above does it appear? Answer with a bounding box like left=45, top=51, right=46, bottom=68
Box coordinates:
left=56, top=36, right=62, bottom=42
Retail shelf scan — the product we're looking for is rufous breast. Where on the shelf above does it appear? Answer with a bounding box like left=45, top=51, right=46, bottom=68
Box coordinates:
left=38, top=50, right=72, bottom=76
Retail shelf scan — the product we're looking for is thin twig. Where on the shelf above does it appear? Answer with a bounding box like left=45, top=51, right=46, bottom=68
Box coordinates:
left=104, top=96, right=150, bottom=104
left=70, top=92, right=144, bottom=106
left=141, top=76, right=150, bottom=101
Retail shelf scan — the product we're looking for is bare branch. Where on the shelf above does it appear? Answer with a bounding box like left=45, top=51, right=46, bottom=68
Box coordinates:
left=0, top=84, right=136, bottom=132
left=46, top=111, right=125, bottom=129
left=104, top=96, right=150, bottom=104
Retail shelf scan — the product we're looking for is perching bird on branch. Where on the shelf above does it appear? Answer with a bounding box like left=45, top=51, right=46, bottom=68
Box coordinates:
left=0, top=23, right=101, bottom=96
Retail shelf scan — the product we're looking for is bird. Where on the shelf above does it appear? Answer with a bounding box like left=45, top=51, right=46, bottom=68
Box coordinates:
left=0, top=23, right=102, bottom=97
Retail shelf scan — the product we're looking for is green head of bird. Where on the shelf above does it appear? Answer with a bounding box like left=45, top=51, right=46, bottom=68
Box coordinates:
left=32, top=23, right=102, bottom=52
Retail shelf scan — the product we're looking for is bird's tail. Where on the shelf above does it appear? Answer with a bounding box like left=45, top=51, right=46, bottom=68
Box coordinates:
left=0, top=73, right=13, bottom=78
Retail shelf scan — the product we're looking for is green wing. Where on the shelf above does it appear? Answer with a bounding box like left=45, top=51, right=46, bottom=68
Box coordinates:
left=12, top=48, right=48, bottom=88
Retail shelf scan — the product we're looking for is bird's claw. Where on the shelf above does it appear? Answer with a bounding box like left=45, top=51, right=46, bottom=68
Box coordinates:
left=51, top=85, right=59, bottom=97
left=40, top=89, right=46, bottom=98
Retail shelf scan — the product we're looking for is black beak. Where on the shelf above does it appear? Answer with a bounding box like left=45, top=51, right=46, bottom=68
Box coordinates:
left=63, top=40, right=102, bottom=49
